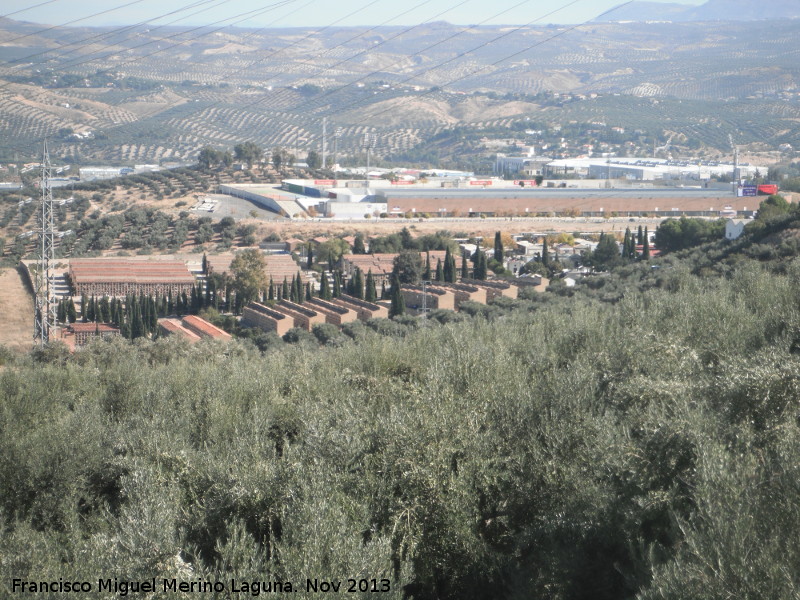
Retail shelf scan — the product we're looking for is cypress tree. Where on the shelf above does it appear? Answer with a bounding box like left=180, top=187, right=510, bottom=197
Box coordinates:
left=494, top=231, right=504, bottom=262
left=320, top=274, right=331, bottom=300
left=333, top=271, right=341, bottom=298
left=542, top=238, right=550, bottom=271
left=68, top=298, right=76, bottom=323
left=461, top=252, right=468, bottom=280
left=473, top=250, right=487, bottom=280
left=167, top=290, right=174, bottom=315
left=295, top=272, right=304, bottom=303
left=435, top=259, right=443, bottom=282
left=352, top=268, right=364, bottom=300
left=57, top=299, right=66, bottom=323
left=365, top=270, right=377, bottom=303
left=202, top=252, right=208, bottom=274
left=306, top=243, right=313, bottom=269
left=81, top=294, right=88, bottom=322
left=86, top=296, right=96, bottom=322
left=623, top=228, right=632, bottom=259
left=131, top=296, right=143, bottom=339
left=100, top=296, right=110, bottom=322
left=190, top=285, right=198, bottom=312
left=381, top=281, right=388, bottom=300
left=141, top=295, right=150, bottom=332
left=389, top=275, right=405, bottom=317
left=423, top=252, right=431, bottom=281
left=111, top=299, right=120, bottom=327
left=121, top=306, right=131, bottom=338
left=447, top=249, right=457, bottom=283
left=148, top=296, right=157, bottom=331
left=290, top=274, right=298, bottom=303
left=282, top=277, right=290, bottom=300
left=305, top=283, right=312, bottom=301
left=637, top=225, right=643, bottom=246
left=643, top=227, right=651, bottom=259
left=353, top=233, right=366, bottom=254
left=443, top=248, right=453, bottom=283
left=268, top=277, right=275, bottom=301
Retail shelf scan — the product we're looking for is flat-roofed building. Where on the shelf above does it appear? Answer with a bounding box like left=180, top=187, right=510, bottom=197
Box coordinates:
left=69, top=258, right=195, bottom=297
left=431, top=282, right=486, bottom=307
left=401, top=285, right=455, bottom=312
left=461, top=279, right=519, bottom=300
left=241, top=303, right=293, bottom=337
left=307, top=297, right=359, bottom=326
left=158, top=318, right=202, bottom=343
left=181, top=315, right=232, bottom=341
left=378, top=187, right=756, bottom=218
left=332, top=295, right=389, bottom=321
left=273, top=300, right=325, bottom=331
left=67, top=322, right=121, bottom=346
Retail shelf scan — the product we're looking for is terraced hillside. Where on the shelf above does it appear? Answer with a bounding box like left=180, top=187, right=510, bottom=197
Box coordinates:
left=0, top=18, right=798, bottom=165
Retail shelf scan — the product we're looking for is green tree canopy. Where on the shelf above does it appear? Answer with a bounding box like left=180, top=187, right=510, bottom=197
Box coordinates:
left=392, top=250, right=424, bottom=284
left=757, top=194, right=792, bottom=221
left=316, top=238, right=350, bottom=266
left=654, top=217, right=726, bottom=254
left=229, top=249, right=267, bottom=307
left=590, top=233, right=622, bottom=271
left=233, top=142, right=263, bottom=165
left=306, top=150, right=321, bottom=169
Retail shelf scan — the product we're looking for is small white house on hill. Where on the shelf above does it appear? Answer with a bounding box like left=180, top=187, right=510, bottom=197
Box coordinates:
left=725, top=219, right=746, bottom=240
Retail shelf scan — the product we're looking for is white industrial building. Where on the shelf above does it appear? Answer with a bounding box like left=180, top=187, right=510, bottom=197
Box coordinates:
left=544, top=157, right=762, bottom=181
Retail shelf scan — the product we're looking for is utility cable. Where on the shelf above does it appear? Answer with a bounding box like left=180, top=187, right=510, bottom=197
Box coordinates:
left=3, top=0, right=221, bottom=66
left=1, top=0, right=62, bottom=20
left=4, top=0, right=153, bottom=45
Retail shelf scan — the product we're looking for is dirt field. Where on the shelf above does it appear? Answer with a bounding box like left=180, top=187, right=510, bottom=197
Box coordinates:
left=0, top=267, right=34, bottom=353
left=253, top=216, right=668, bottom=242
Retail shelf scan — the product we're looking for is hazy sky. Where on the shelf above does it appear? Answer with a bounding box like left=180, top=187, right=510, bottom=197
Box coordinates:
left=3, top=0, right=707, bottom=29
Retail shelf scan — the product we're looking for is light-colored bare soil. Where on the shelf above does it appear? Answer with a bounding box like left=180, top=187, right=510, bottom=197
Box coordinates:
left=253, top=216, right=667, bottom=242
left=0, top=267, right=34, bottom=353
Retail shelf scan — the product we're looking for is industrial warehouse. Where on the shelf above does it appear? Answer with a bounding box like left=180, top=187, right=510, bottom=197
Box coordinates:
left=217, top=170, right=770, bottom=221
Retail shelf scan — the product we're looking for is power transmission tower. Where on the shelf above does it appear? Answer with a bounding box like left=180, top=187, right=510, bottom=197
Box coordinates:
left=333, top=127, right=343, bottom=173
left=33, top=141, right=57, bottom=346
left=363, top=132, right=376, bottom=181
left=321, top=117, right=327, bottom=170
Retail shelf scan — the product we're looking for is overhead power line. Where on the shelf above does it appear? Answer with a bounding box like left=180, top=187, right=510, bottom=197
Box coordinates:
left=364, top=0, right=637, bottom=122
left=2, top=0, right=638, bottom=161
left=4, top=0, right=153, bottom=45
left=3, top=0, right=222, bottom=67
left=1, top=0, right=62, bottom=20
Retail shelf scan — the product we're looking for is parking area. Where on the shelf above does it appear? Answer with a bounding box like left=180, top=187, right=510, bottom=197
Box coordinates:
left=191, top=194, right=287, bottom=221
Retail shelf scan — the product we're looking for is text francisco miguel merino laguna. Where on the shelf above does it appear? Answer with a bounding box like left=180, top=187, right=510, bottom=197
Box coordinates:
left=11, top=577, right=392, bottom=595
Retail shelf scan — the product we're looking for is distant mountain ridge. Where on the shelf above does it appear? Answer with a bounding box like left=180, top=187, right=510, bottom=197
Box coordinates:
left=601, top=0, right=800, bottom=22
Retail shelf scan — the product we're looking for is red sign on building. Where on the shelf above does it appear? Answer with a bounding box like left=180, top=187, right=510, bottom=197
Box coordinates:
left=470, top=180, right=493, bottom=186
left=314, top=179, right=336, bottom=186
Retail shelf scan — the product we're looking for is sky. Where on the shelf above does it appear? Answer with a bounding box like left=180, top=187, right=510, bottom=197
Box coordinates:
left=2, top=0, right=707, bottom=29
